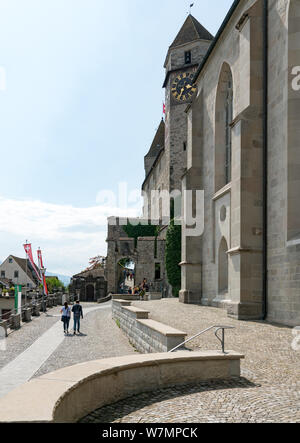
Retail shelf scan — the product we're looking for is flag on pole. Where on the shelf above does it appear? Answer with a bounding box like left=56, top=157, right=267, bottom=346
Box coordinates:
left=23, top=243, right=42, bottom=283
left=37, top=249, right=48, bottom=296
left=163, top=103, right=166, bottom=115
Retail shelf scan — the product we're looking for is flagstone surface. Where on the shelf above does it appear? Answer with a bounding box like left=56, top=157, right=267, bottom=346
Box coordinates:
left=80, top=299, right=300, bottom=423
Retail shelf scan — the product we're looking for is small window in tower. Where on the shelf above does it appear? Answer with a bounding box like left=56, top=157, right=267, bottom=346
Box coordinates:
left=14, top=271, right=19, bottom=278
left=183, top=142, right=187, bottom=152
left=155, top=263, right=161, bottom=280
left=185, top=51, right=192, bottom=64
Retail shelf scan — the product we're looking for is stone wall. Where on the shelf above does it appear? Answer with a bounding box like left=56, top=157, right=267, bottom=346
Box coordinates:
left=180, top=0, right=300, bottom=326
left=181, top=0, right=266, bottom=320
left=106, top=218, right=166, bottom=294
left=112, top=300, right=186, bottom=353
left=266, top=0, right=300, bottom=326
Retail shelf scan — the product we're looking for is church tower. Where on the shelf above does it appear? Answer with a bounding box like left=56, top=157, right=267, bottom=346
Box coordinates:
left=163, top=15, right=213, bottom=192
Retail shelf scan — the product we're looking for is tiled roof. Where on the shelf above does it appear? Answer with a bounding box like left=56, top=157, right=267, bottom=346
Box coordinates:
left=144, top=119, right=165, bottom=175
left=170, top=15, right=213, bottom=49
left=11, top=256, right=39, bottom=285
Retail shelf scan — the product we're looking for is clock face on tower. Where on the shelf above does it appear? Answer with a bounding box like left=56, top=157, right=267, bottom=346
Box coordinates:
left=171, top=72, right=197, bottom=102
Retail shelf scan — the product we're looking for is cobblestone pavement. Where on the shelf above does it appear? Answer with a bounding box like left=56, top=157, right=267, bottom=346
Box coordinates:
left=34, top=303, right=135, bottom=378
left=0, top=306, right=62, bottom=370
left=0, top=303, right=116, bottom=398
left=0, top=302, right=135, bottom=398
left=81, top=299, right=300, bottom=423
left=0, top=303, right=98, bottom=370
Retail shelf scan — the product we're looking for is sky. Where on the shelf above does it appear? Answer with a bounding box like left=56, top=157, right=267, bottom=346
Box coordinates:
left=0, top=0, right=233, bottom=276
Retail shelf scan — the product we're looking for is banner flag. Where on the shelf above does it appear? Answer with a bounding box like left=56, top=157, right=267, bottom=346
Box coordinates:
left=37, top=249, right=48, bottom=296
left=23, top=244, right=42, bottom=283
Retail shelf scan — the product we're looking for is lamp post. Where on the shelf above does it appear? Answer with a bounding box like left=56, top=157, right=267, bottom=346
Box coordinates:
left=40, top=266, right=46, bottom=312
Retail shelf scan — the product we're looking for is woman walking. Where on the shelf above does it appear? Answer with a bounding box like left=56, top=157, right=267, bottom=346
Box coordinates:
left=61, top=302, right=71, bottom=335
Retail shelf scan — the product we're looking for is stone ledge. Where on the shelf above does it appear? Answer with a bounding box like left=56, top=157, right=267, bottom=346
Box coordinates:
left=112, top=299, right=132, bottom=306
left=123, top=306, right=150, bottom=319
left=0, top=351, right=244, bottom=423
left=137, top=319, right=186, bottom=337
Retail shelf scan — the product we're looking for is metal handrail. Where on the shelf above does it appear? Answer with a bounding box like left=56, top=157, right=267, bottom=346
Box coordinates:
left=169, top=325, right=235, bottom=354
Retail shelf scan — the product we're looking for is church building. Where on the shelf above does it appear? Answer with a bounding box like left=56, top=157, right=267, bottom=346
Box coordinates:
left=141, top=0, right=300, bottom=327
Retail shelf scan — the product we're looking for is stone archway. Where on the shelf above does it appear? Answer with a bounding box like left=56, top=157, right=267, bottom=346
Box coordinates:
left=86, top=285, right=95, bottom=302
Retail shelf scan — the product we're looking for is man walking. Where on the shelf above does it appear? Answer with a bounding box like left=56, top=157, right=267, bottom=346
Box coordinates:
left=72, top=300, right=83, bottom=335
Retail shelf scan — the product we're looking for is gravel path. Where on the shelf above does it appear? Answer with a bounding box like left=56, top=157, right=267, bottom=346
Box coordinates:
left=81, top=299, right=300, bottom=423
left=33, top=303, right=135, bottom=378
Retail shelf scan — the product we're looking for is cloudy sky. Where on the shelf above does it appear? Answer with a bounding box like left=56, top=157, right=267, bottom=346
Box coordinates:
left=0, top=0, right=233, bottom=276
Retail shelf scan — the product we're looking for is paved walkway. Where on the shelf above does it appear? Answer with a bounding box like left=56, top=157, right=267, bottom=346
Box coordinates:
left=81, top=299, right=300, bottom=423
left=0, top=302, right=135, bottom=399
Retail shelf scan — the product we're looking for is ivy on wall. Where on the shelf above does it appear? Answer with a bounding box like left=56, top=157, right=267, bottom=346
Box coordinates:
left=123, top=223, right=159, bottom=248
left=165, top=220, right=182, bottom=297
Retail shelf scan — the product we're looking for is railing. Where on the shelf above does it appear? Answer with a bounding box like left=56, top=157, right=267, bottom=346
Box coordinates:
left=169, top=325, right=235, bottom=354
left=0, top=295, right=45, bottom=323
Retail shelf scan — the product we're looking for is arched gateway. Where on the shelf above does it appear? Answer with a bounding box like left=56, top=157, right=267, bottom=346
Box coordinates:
left=106, top=217, right=166, bottom=295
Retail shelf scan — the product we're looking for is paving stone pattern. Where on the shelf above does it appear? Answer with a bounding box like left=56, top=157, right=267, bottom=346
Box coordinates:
left=81, top=299, right=300, bottom=423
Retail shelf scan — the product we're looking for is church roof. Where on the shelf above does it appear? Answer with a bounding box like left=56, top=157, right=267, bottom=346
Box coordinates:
left=170, top=14, right=213, bottom=49
left=145, top=119, right=165, bottom=161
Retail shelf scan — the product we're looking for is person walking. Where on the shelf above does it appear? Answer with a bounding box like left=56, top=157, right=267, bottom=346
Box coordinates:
left=61, top=302, right=71, bottom=335
left=72, top=300, right=83, bottom=335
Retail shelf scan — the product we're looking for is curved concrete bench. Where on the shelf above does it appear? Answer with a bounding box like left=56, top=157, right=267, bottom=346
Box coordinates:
left=0, top=351, right=244, bottom=423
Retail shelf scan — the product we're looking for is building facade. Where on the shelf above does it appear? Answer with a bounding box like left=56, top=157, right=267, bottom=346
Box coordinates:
left=0, top=256, right=39, bottom=289
left=69, top=267, right=107, bottom=302
left=180, top=0, right=300, bottom=326
left=108, top=1, right=300, bottom=326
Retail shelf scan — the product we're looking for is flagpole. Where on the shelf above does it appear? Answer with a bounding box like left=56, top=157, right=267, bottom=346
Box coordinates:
left=25, top=240, right=28, bottom=306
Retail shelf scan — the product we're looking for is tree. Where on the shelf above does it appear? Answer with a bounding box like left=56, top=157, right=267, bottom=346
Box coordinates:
left=165, top=220, right=182, bottom=297
left=45, top=277, right=65, bottom=293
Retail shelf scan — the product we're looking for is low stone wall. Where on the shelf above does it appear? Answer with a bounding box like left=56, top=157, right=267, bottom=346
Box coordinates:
left=111, top=294, right=141, bottom=301
left=0, top=351, right=244, bottom=423
left=112, top=299, right=187, bottom=353
left=97, top=294, right=112, bottom=304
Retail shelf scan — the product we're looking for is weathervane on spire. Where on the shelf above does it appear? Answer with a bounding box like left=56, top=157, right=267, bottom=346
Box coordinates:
left=189, top=2, right=195, bottom=14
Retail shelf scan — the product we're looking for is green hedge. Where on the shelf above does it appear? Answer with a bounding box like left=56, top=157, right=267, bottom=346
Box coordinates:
left=123, top=223, right=159, bottom=248
left=165, top=220, right=182, bottom=297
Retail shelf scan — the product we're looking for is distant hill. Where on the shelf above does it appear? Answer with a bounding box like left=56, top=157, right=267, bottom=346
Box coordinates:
left=46, top=272, right=71, bottom=286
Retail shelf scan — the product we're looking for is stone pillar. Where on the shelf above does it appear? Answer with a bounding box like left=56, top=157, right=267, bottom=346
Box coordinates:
left=23, top=308, right=31, bottom=323
left=226, top=117, right=263, bottom=320
left=10, top=314, right=21, bottom=330
left=32, top=304, right=41, bottom=317
left=40, top=301, right=47, bottom=312
left=180, top=97, right=204, bottom=305
left=0, top=320, right=8, bottom=337
left=56, top=293, right=63, bottom=305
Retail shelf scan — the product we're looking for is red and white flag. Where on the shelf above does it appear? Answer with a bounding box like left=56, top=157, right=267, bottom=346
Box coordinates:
left=23, top=243, right=42, bottom=283
left=37, top=249, right=48, bottom=296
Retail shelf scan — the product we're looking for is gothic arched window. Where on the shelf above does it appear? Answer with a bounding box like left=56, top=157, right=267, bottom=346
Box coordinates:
left=215, top=63, right=234, bottom=192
